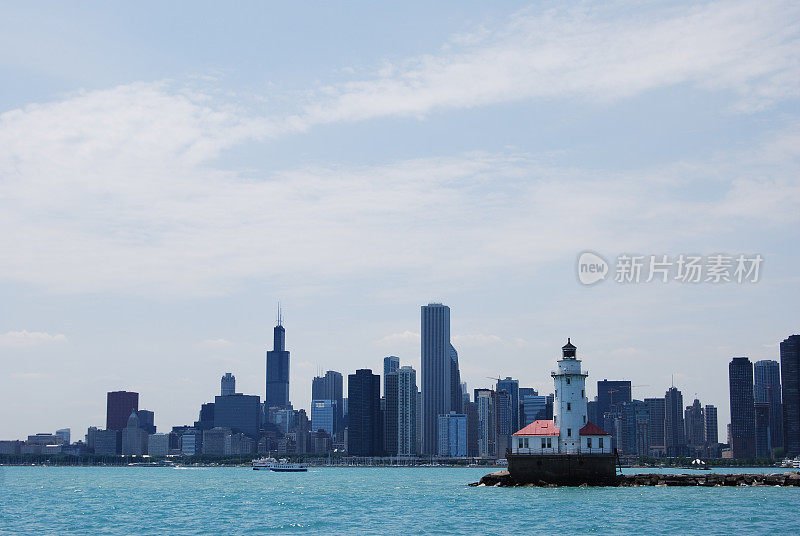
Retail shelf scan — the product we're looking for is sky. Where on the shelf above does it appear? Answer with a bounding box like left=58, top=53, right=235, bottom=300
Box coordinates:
left=1, top=0, right=798, bottom=441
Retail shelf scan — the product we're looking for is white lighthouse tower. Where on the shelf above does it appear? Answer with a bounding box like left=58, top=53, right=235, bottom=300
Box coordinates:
left=552, top=339, right=588, bottom=453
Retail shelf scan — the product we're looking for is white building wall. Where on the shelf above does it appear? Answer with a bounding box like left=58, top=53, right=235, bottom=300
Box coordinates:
left=552, top=357, right=588, bottom=453
left=511, top=435, right=558, bottom=454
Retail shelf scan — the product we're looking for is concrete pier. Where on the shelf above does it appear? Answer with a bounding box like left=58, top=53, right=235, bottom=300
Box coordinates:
left=470, top=470, right=800, bottom=487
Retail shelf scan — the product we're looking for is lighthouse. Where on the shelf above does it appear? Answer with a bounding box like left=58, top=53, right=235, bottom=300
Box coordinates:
left=552, top=338, right=588, bottom=453
left=507, top=339, right=615, bottom=485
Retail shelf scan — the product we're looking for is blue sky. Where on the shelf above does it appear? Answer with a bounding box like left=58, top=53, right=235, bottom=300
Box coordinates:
left=1, top=1, right=798, bottom=440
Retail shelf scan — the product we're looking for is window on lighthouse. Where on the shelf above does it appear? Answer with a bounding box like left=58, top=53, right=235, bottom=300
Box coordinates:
left=567, top=402, right=571, bottom=411
left=567, top=428, right=572, bottom=437
left=566, top=378, right=571, bottom=385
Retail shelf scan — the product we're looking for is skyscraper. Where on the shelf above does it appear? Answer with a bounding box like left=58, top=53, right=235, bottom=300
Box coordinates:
left=781, top=335, right=800, bottom=456
left=596, top=380, right=632, bottom=421
left=497, top=377, right=520, bottom=432
left=397, top=366, right=417, bottom=457
left=266, top=318, right=290, bottom=409
left=383, top=356, right=400, bottom=382
left=312, top=371, right=343, bottom=440
left=347, top=369, right=382, bottom=456
left=421, top=303, right=461, bottom=455
left=754, top=402, right=771, bottom=458
left=214, top=393, right=261, bottom=439
left=645, top=397, right=665, bottom=457
left=729, top=357, right=756, bottom=459
left=221, top=373, right=236, bottom=396
left=664, top=387, right=685, bottom=457
left=437, top=412, right=467, bottom=457
left=106, top=391, right=139, bottom=432
left=684, top=399, right=705, bottom=456
left=754, top=359, right=782, bottom=451
left=704, top=404, right=718, bottom=447
left=475, top=388, right=497, bottom=458
left=311, top=400, right=336, bottom=437
left=384, top=370, right=399, bottom=456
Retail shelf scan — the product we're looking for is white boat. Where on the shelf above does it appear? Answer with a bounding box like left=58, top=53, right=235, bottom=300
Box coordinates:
left=252, top=457, right=307, bottom=472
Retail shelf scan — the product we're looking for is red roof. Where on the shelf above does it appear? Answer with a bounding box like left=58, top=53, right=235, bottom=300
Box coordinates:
left=513, top=420, right=559, bottom=436
left=579, top=422, right=610, bottom=436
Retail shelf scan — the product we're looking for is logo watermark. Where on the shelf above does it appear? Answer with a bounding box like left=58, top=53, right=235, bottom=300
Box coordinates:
left=577, top=252, right=762, bottom=285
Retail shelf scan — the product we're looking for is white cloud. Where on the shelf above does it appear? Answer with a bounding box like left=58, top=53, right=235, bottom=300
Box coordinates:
left=452, top=333, right=503, bottom=347
left=301, top=1, right=800, bottom=124
left=377, top=331, right=420, bottom=345
left=0, top=330, right=67, bottom=347
left=199, top=338, right=234, bottom=348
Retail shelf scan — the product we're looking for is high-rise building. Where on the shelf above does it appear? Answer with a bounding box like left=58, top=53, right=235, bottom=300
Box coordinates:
left=684, top=399, right=705, bottom=456
left=347, top=369, right=382, bottom=456
left=664, top=387, right=685, bottom=457
left=202, top=427, right=232, bottom=456
left=464, top=401, right=479, bottom=457
left=55, top=428, right=70, bottom=444
left=266, top=318, right=290, bottom=409
left=106, top=391, right=139, bottom=431
left=729, top=357, right=756, bottom=459
left=221, top=373, right=236, bottom=396
left=214, top=394, right=261, bottom=439
left=421, top=303, right=461, bottom=455
left=496, top=388, right=513, bottom=453
left=596, top=380, right=632, bottom=421
left=704, top=404, right=718, bottom=447
left=311, top=400, right=336, bottom=437
left=384, top=371, right=399, bottom=456
left=497, top=377, right=520, bottom=432
left=383, top=356, right=400, bottom=382
left=121, top=411, right=148, bottom=455
left=521, top=393, right=547, bottom=427
left=754, top=402, right=771, bottom=459
left=312, top=371, right=343, bottom=440
left=645, top=397, right=665, bottom=457
left=147, top=433, right=169, bottom=457
left=397, top=366, right=417, bottom=457
left=137, top=410, right=156, bottom=434
left=180, top=429, right=202, bottom=455
left=475, top=388, right=497, bottom=458
left=93, top=429, right=120, bottom=456
left=194, top=402, right=215, bottom=431
left=754, top=360, right=782, bottom=452
left=612, top=400, right=650, bottom=456
left=781, top=335, right=800, bottom=456
left=438, top=412, right=467, bottom=457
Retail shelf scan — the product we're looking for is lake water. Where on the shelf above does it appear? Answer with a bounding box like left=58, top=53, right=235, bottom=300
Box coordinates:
left=1, top=466, right=798, bottom=535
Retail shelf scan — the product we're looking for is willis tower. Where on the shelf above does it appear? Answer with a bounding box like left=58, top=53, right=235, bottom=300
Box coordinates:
left=266, top=306, right=290, bottom=409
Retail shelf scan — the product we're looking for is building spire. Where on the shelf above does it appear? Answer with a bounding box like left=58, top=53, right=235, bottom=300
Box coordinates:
left=277, top=301, right=282, bottom=326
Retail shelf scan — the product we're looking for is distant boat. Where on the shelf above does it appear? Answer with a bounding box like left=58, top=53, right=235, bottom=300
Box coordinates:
left=252, top=457, right=307, bottom=472
left=690, top=458, right=710, bottom=470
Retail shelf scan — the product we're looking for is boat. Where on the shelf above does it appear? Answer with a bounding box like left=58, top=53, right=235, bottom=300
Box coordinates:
left=690, top=458, right=710, bottom=470
left=252, top=457, right=307, bottom=472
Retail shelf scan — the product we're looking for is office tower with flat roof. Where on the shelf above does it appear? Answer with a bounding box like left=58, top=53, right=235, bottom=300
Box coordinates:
left=438, top=412, right=467, bottom=457
left=311, top=400, right=336, bottom=437
left=421, top=303, right=461, bottom=455
left=121, top=411, right=148, bottom=455
left=221, top=373, right=236, bottom=396
left=147, top=433, right=169, bottom=457
left=596, top=380, right=632, bottom=420
left=397, top=366, right=417, bottom=456
left=645, top=398, right=666, bottom=456
left=704, top=404, right=718, bottom=447
left=664, top=387, right=686, bottom=457
left=106, top=391, right=139, bottom=431
left=781, top=335, right=800, bottom=456
left=55, top=428, right=70, bottom=444
left=475, top=388, right=497, bottom=458
left=754, top=359, right=782, bottom=451
left=93, top=429, right=120, bottom=456
left=729, top=357, right=756, bottom=459
left=137, top=410, right=156, bottom=434
left=312, top=370, right=343, bottom=439
left=195, top=402, right=215, bottom=431
left=754, top=402, right=771, bottom=458
left=384, top=370, right=399, bottom=456
left=497, top=377, right=520, bottom=431
left=347, top=369, right=382, bottom=456
left=266, top=314, right=290, bottom=409
left=465, top=400, right=479, bottom=457
left=521, top=393, right=547, bottom=427
left=383, top=356, right=400, bottom=382
left=214, top=393, right=261, bottom=439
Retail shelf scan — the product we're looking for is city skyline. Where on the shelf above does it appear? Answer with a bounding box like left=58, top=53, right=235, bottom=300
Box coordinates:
left=2, top=1, right=799, bottom=442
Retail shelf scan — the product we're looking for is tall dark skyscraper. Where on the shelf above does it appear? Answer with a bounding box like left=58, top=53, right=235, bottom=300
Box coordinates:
left=704, top=404, right=718, bottom=447
left=384, top=370, right=399, bottom=456
left=684, top=399, right=705, bottom=455
left=421, top=303, right=461, bottom=455
left=347, top=369, right=382, bottom=456
left=221, top=372, right=236, bottom=396
left=780, top=335, right=800, bottom=457
left=729, top=357, right=756, bottom=459
left=645, top=397, right=665, bottom=455
left=754, top=402, right=771, bottom=458
left=596, top=380, right=632, bottom=421
left=664, top=387, right=685, bottom=457
left=497, top=377, right=520, bottom=432
left=383, top=356, right=400, bottom=381
left=214, top=393, right=261, bottom=439
left=106, top=391, right=139, bottom=431
left=266, top=316, right=290, bottom=409
left=754, top=359, right=783, bottom=451
left=312, top=370, right=343, bottom=440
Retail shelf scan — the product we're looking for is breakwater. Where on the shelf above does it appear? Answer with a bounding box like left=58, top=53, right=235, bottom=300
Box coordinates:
left=470, top=470, right=800, bottom=487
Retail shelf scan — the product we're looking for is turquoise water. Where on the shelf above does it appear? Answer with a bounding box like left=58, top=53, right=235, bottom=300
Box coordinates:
left=1, top=466, right=799, bottom=535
